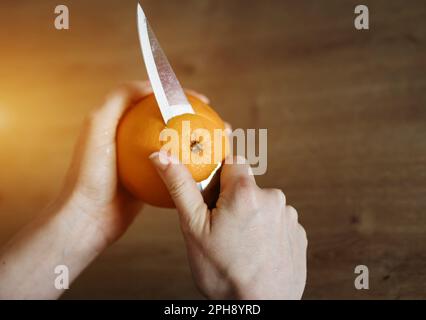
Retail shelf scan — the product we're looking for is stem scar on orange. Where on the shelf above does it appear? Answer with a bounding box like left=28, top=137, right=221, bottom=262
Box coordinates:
left=117, top=93, right=229, bottom=208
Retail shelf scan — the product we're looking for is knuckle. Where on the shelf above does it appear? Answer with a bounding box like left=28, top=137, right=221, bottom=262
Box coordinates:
left=168, top=179, right=187, bottom=199
left=234, top=176, right=255, bottom=193
left=106, top=87, right=127, bottom=102
left=300, top=226, right=308, bottom=248
left=271, top=189, right=286, bottom=206
left=286, top=205, right=299, bottom=222
left=90, top=101, right=108, bottom=119
left=234, top=177, right=259, bottom=207
left=186, top=202, right=208, bottom=231
left=87, top=109, right=106, bottom=131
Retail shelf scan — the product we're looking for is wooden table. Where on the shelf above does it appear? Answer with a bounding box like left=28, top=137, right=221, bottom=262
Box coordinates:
left=0, top=0, right=425, bottom=299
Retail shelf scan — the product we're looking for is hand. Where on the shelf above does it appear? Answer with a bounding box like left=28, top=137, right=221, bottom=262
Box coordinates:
left=56, top=82, right=152, bottom=247
left=0, top=82, right=151, bottom=299
left=150, top=153, right=308, bottom=300
left=59, top=82, right=212, bottom=246
left=0, top=82, right=212, bottom=299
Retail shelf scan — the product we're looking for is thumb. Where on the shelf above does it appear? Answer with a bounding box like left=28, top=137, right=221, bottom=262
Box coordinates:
left=149, top=151, right=209, bottom=234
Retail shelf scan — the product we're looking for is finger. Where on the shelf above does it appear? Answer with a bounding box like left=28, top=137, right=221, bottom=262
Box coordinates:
left=185, top=89, right=210, bottom=104
left=149, top=151, right=209, bottom=235
left=71, top=82, right=152, bottom=179
left=128, top=80, right=152, bottom=96
left=298, top=223, right=308, bottom=248
left=89, top=81, right=152, bottom=142
left=285, top=205, right=298, bottom=223
left=284, top=205, right=306, bottom=240
left=220, top=156, right=256, bottom=192
left=262, top=188, right=286, bottom=210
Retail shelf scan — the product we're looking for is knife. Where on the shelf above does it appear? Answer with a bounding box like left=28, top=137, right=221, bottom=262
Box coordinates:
left=136, top=3, right=195, bottom=124
left=136, top=3, right=221, bottom=202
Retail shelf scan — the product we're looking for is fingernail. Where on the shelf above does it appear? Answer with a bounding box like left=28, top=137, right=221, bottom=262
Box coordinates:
left=149, top=151, right=170, bottom=171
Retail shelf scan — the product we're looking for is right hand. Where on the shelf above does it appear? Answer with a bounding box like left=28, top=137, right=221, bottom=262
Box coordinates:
left=150, top=153, right=308, bottom=299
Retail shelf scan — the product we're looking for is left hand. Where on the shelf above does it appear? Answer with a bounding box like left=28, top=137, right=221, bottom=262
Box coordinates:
left=56, top=82, right=151, bottom=246
left=0, top=82, right=214, bottom=299
left=57, top=81, right=212, bottom=246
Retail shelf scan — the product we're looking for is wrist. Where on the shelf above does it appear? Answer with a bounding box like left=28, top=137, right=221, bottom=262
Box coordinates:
left=234, top=282, right=302, bottom=300
left=232, top=273, right=298, bottom=300
left=48, top=197, right=110, bottom=258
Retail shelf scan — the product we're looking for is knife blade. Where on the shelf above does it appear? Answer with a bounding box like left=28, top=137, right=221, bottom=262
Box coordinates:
left=137, top=3, right=194, bottom=124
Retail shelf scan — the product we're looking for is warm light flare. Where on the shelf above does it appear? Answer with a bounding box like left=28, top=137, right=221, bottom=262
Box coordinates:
left=0, top=104, right=8, bottom=131
left=0, top=103, right=16, bottom=134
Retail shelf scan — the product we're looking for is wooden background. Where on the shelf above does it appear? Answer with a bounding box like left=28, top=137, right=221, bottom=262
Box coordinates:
left=0, top=0, right=425, bottom=299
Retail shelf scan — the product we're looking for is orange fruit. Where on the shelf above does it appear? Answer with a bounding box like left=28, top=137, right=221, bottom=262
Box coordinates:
left=117, top=93, right=228, bottom=208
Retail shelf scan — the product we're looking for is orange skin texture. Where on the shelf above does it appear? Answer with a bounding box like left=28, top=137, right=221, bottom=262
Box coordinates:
left=117, top=93, right=228, bottom=208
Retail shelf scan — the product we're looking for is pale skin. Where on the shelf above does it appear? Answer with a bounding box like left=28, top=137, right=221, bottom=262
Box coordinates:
left=0, top=82, right=307, bottom=300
